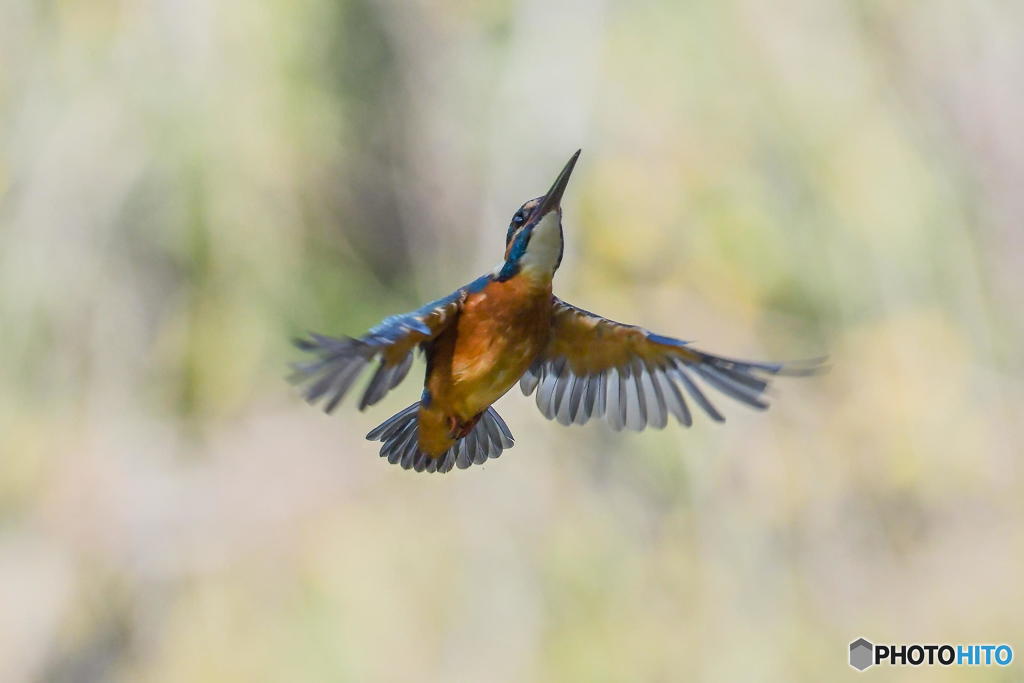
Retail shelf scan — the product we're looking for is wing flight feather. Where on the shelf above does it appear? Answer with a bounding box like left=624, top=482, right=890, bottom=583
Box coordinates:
left=291, top=276, right=491, bottom=412
left=522, top=297, right=819, bottom=430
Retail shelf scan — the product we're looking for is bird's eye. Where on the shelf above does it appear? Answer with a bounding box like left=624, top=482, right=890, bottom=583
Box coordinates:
left=506, top=208, right=528, bottom=244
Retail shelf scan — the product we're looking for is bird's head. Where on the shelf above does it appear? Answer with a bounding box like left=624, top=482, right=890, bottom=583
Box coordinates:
left=498, top=150, right=580, bottom=282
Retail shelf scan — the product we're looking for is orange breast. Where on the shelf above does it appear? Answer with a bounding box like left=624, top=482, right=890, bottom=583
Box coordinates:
left=427, top=278, right=552, bottom=420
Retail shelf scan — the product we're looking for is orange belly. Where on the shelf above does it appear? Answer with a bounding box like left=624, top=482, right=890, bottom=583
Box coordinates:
left=417, top=278, right=552, bottom=455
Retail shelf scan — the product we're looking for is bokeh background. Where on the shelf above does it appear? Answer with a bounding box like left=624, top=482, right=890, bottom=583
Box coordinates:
left=2, top=0, right=1023, bottom=680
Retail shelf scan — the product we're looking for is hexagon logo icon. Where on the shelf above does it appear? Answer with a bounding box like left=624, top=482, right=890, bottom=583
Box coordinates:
left=849, top=638, right=874, bottom=671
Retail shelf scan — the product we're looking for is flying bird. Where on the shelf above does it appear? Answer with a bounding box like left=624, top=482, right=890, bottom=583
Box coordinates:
left=292, top=150, right=818, bottom=473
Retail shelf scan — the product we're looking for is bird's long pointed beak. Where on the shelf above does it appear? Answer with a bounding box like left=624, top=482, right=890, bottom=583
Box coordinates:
left=533, top=149, right=580, bottom=218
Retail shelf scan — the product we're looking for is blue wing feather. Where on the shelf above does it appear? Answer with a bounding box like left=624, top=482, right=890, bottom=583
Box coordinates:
left=293, top=275, right=493, bottom=412
left=646, top=333, right=692, bottom=348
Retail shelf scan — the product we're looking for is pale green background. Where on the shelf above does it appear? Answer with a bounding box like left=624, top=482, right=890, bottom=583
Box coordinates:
left=1, top=1, right=1021, bottom=681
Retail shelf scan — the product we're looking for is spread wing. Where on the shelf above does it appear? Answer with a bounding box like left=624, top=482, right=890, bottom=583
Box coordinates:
left=291, top=275, right=490, bottom=412
left=521, top=297, right=818, bottom=430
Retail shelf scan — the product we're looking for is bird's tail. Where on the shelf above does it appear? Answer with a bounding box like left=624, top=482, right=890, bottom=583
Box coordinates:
left=366, top=403, right=515, bottom=474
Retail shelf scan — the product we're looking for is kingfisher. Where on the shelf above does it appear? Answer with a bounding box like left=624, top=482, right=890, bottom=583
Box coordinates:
left=292, top=150, right=818, bottom=473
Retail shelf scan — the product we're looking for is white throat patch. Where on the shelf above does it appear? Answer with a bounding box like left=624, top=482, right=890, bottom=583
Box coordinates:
left=519, top=211, right=562, bottom=278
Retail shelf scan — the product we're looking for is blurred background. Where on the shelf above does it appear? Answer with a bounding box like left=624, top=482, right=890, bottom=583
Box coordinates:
left=1, top=0, right=1022, bottom=680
